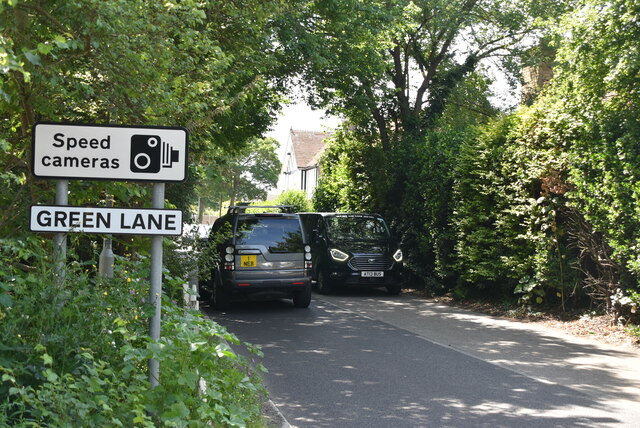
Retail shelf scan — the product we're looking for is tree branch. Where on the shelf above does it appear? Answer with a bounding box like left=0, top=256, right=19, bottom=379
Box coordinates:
left=389, top=42, right=411, bottom=123
left=17, top=3, right=77, bottom=38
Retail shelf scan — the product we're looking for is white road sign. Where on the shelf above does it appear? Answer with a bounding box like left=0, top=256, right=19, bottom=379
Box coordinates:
left=30, top=205, right=183, bottom=236
left=32, top=122, right=188, bottom=182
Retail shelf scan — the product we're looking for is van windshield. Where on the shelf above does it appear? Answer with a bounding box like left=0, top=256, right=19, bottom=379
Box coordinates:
left=235, top=217, right=304, bottom=252
left=325, top=215, right=390, bottom=241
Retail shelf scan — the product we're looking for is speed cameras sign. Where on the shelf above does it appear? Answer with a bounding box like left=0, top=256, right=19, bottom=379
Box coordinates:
left=32, top=123, right=188, bottom=182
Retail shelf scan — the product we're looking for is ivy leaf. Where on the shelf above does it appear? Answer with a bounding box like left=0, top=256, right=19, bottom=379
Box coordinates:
left=53, top=35, right=69, bottom=49
left=24, top=52, right=41, bottom=65
left=43, top=368, right=58, bottom=382
left=0, top=293, right=12, bottom=307
left=0, top=89, right=9, bottom=103
left=162, top=401, right=190, bottom=420
left=42, top=353, right=53, bottom=366
left=37, top=43, right=54, bottom=55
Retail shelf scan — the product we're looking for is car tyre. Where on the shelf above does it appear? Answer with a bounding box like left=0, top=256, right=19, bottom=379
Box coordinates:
left=317, top=270, right=333, bottom=295
left=293, top=284, right=312, bottom=308
left=386, top=284, right=402, bottom=296
left=212, top=272, right=230, bottom=310
left=197, top=279, right=212, bottom=301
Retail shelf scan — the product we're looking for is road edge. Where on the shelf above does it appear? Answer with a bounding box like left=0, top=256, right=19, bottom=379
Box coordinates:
left=262, top=397, right=292, bottom=428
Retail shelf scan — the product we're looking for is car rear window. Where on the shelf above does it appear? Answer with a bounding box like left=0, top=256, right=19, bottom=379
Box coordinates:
left=235, top=216, right=304, bottom=252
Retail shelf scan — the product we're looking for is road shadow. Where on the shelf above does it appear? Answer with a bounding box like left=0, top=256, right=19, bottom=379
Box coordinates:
left=202, top=298, right=632, bottom=427
left=317, top=292, right=640, bottom=407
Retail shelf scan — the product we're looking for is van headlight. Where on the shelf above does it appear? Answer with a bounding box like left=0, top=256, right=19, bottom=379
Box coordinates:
left=330, top=248, right=349, bottom=262
left=392, top=249, right=403, bottom=262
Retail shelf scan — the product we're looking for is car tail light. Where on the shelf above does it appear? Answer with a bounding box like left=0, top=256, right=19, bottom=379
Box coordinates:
left=304, top=246, right=312, bottom=269
left=224, top=246, right=235, bottom=270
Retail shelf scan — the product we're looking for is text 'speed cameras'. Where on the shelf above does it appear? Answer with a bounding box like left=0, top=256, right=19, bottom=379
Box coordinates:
left=130, top=134, right=179, bottom=173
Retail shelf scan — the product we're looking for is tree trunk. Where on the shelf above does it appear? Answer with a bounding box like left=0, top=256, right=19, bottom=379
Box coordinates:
left=197, top=197, right=205, bottom=223
left=230, top=174, right=240, bottom=206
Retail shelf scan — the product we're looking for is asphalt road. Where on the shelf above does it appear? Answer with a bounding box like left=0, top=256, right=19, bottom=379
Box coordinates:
left=202, top=290, right=640, bottom=428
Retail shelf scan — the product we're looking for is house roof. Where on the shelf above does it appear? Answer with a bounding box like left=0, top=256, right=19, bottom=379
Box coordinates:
left=290, top=129, right=332, bottom=169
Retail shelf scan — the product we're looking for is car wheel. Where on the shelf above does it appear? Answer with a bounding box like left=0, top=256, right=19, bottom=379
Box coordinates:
left=197, top=279, right=212, bottom=301
left=293, top=284, right=311, bottom=308
left=386, top=284, right=402, bottom=296
left=212, top=272, right=230, bottom=310
left=317, top=270, right=333, bottom=295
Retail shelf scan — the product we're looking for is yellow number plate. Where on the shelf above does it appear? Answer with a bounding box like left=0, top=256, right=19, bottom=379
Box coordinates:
left=240, top=255, right=257, bottom=268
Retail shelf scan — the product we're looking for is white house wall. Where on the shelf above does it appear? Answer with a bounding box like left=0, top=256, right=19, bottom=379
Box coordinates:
left=302, top=167, right=319, bottom=199
left=269, top=130, right=325, bottom=201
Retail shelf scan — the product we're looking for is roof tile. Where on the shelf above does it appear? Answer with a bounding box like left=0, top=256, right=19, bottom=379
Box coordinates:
left=290, top=129, right=332, bottom=168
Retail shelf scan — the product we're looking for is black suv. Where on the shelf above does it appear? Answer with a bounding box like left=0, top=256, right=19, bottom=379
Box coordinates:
left=200, top=206, right=313, bottom=309
left=299, top=213, right=403, bottom=295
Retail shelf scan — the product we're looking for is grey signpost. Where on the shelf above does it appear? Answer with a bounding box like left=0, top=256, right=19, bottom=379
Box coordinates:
left=31, top=122, right=188, bottom=389
left=149, top=182, right=164, bottom=388
left=54, top=180, right=68, bottom=283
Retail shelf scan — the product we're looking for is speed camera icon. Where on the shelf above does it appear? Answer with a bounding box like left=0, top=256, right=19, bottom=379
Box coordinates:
left=130, top=134, right=180, bottom=174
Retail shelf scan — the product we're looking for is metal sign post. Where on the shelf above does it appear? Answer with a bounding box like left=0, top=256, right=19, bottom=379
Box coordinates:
left=99, top=195, right=115, bottom=278
left=54, top=180, right=68, bottom=283
left=148, top=182, right=164, bottom=388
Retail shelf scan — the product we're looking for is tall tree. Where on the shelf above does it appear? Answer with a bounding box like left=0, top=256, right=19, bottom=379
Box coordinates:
left=276, top=0, right=568, bottom=283
left=277, top=0, right=566, bottom=144
left=0, top=0, right=286, bottom=236
left=197, top=137, right=281, bottom=213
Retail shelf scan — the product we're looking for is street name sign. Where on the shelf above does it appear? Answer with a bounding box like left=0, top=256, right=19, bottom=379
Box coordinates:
left=30, top=205, right=183, bottom=236
left=32, top=122, right=188, bottom=182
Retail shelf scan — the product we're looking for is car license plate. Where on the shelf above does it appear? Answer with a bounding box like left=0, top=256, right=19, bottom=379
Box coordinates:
left=361, top=271, right=384, bottom=277
left=240, top=255, right=257, bottom=268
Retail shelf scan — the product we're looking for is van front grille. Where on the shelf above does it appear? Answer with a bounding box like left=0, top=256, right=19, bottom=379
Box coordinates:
left=348, top=255, right=393, bottom=271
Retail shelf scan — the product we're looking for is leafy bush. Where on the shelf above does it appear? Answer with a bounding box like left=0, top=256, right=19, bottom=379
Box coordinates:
left=2, top=350, right=153, bottom=427
left=312, top=130, right=377, bottom=213
left=3, top=306, right=266, bottom=427
left=611, top=289, right=640, bottom=325
left=1, top=239, right=267, bottom=427
left=275, top=189, right=312, bottom=213
left=451, top=116, right=525, bottom=295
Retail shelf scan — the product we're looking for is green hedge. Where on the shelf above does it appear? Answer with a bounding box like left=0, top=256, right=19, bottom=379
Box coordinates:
left=1, top=238, right=267, bottom=427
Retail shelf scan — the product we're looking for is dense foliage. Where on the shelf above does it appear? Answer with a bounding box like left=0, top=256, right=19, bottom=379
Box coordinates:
left=286, top=0, right=565, bottom=286
left=1, top=0, right=289, bottom=425
left=309, top=0, right=640, bottom=323
left=275, top=189, right=313, bottom=213
left=1, top=0, right=285, bottom=237
left=0, top=240, right=266, bottom=427
left=450, top=0, right=640, bottom=319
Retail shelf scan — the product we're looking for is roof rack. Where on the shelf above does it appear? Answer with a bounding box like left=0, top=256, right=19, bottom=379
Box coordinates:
left=226, top=205, right=296, bottom=214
